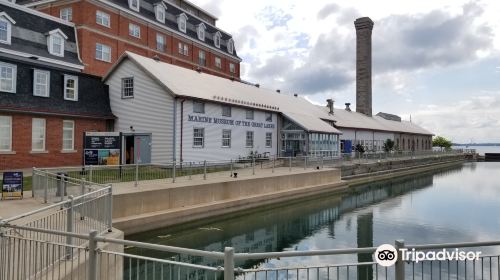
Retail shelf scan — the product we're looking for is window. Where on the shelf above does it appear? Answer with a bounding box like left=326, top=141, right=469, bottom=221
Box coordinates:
left=31, top=118, right=46, bottom=152
left=227, top=38, right=234, bottom=54
left=122, top=77, right=134, bottom=98
left=193, top=128, right=204, bottom=148
left=198, top=50, right=206, bottom=66
left=64, top=75, right=78, bottom=101
left=177, top=13, right=187, bottom=33
left=0, top=116, right=12, bottom=151
left=214, top=31, right=221, bottom=48
left=266, top=132, right=272, bottom=148
left=222, top=129, right=231, bottom=148
left=178, top=42, right=188, bottom=56
left=215, top=57, right=221, bottom=69
left=96, top=11, right=110, bottom=27
left=222, top=105, right=231, bottom=117
left=246, top=131, right=254, bottom=148
left=156, top=34, right=165, bottom=52
left=33, top=70, right=50, bottom=97
left=62, top=120, right=74, bottom=151
left=193, top=101, right=204, bottom=113
left=95, top=43, right=111, bottom=62
left=60, top=7, right=72, bottom=21
left=154, top=4, right=165, bottom=23
left=265, top=112, right=272, bottom=122
left=129, top=23, right=141, bottom=38
left=246, top=109, right=254, bottom=120
left=229, top=63, right=235, bottom=74
left=48, top=34, right=64, bottom=56
left=128, top=0, right=140, bottom=12
left=0, top=16, right=13, bottom=45
left=197, top=24, right=205, bottom=41
left=0, top=62, right=16, bottom=93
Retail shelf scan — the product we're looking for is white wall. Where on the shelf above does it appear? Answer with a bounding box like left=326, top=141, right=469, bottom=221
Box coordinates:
left=175, top=99, right=278, bottom=162
left=106, top=60, right=174, bottom=163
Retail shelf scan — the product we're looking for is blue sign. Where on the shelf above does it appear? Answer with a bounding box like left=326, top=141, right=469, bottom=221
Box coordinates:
left=2, top=171, right=23, bottom=199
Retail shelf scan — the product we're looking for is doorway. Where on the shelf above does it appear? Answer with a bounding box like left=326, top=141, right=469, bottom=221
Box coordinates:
left=123, top=134, right=152, bottom=164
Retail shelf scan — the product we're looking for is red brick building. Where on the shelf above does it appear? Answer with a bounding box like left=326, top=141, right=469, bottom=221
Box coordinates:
left=20, top=0, right=242, bottom=78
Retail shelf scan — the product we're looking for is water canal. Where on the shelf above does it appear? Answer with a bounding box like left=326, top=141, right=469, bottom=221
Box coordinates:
left=126, top=162, right=500, bottom=279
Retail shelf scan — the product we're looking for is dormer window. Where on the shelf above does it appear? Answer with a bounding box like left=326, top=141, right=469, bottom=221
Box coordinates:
left=154, top=3, right=166, bottom=23
left=47, top=29, right=68, bottom=57
left=197, top=23, right=206, bottom=41
left=128, top=0, right=140, bottom=12
left=227, top=38, right=234, bottom=54
left=214, top=31, right=221, bottom=48
left=177, top=13, right=188, bottom=33
left=0, top=12, right=15, bottom=45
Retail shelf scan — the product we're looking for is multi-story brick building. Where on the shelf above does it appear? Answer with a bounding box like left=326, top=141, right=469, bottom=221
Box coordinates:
left=0, top=2, right=114, bottom=170
left=17, top=0, right=241, bottom=78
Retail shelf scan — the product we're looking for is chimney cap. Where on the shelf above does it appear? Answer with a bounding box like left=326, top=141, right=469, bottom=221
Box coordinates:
left=255, top=83, right=260, bottom=88
left=354, top=17, right=374, bottom=30
left=345, top=103, right=352, bottom=112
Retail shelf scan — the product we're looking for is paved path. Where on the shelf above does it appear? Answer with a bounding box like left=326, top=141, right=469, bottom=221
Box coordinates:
left=0, top=191, right=44, bottom=220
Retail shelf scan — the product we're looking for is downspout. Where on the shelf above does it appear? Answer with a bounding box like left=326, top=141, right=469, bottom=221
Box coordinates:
left=173, top=97, right=177, bottom=162
left=180, top=99, right=185, bottom=162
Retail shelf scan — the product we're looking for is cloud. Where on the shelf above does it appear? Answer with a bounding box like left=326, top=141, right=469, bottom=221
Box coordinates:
left=317, top=3, right=340, bottom=20
left=256, top=6, right=293, bottom=30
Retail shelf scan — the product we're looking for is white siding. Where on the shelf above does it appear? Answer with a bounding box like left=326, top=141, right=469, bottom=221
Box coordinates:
left=106, top=60, right=174, bottom=163
left=175, top=100, right=278, bottom=162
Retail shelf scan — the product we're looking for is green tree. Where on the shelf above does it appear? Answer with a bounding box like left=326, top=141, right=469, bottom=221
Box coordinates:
left=383, top=139, right=395, bottom=152
left=432, top=136, right=452, bottom=151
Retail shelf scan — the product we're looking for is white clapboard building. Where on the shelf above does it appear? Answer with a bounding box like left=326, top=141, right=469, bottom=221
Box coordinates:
left=104, top=52, right=342, bottom=163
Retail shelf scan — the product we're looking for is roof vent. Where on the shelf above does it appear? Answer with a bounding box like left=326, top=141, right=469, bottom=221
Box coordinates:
left=152, top=55, right=161, bottom=62
left=345, top=103, right=352, bottom=112
left=327, top=99, right=334, bottom=114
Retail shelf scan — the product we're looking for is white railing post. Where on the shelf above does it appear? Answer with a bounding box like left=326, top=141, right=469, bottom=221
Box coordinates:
left=203, top=160, right=207, bottom=180
left=224, top=247, right=235, bottom=280
left=80, top=177, right=85, bottom=196
left=31, top=167, right=35, bottom=198
left=88, top=230, right=98, bottom=280
left=321, top=156, right=324, bottom=169
left=304, top=157, right=307, bottom=170
left=289, top=157, right=292, bottom=172
left=252, top=157, right=255, bottom=175
left=272, top=156, right=275, bottom=173
left=230, top=159, right=233, bottom=177
left=89, top=165, right=93, bottom=183
left=395, top=239, right=405, bottom=280
left=107, top=184, right=113, bottom=232
left=65, top=195, right=74, bottom=260
left=172, top=161, right=176, bottom=183
left=44, top=173, right=49, bottom=204
left=189, top=162, right=192, bottom=180
left=134, top=163, right=139, bottom=187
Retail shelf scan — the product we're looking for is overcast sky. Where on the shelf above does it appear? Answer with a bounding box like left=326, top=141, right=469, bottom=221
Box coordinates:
left=196, top=0, right=500, bottom=143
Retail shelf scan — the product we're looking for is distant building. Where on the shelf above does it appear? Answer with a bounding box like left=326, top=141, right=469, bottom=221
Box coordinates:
left=0, top=2, right=114, bottom=170
left=17, top=0, right=241, bottom=78
left=103, top=52, right=341, bottom=163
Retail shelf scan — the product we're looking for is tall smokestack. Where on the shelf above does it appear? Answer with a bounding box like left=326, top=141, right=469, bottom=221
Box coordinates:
left=354, top=17, right=374, bottom=117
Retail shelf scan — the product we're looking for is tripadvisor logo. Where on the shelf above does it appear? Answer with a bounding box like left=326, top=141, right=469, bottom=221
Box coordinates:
left=374, top=244, right=481, bottom=267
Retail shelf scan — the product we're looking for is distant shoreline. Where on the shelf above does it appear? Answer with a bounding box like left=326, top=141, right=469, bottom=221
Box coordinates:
left=453, top=144, right=500, bottom=147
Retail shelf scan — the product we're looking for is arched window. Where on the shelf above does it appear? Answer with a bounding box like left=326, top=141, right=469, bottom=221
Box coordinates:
left=154, top=3, right=166, bottom=23
left=128, top=0, right=140, bottom=12
left=177, top=13, right=188, bottom=33
left=197, top=23, right=206, bottom=41
left=214, top=31, right=221, bottom=48
left=227, top=38, right=234, bottom=54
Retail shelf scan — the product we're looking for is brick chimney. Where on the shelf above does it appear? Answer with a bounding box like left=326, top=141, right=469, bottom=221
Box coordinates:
left=354, top=17, right=374, bottom=116
left=326, top=99, right=334, bottom=114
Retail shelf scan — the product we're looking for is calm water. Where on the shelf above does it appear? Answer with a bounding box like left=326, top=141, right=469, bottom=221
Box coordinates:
left=127, top=162, right=500, bottom=278
left=453, top=145, right=500, bottom=155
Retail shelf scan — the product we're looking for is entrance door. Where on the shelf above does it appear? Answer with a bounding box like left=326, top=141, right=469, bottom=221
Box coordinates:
left=134, top=135, right=151, bottom=164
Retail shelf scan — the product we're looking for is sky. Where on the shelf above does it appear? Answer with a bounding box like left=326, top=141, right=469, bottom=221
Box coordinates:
left=195, top=0, right=500, bottom=143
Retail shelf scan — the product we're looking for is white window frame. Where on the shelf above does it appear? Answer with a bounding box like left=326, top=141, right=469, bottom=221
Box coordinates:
left=95, top=43, right=111, bottom=62
left=198, top=50, right=206, bottom=66
left=156, top=33, right=165, bottom=52
left=63, top=75, right=78, bottom=101
left=193, top=101, right=205, bottom=113
left=60, top=7, right=72, bottom=21
left=48, top=34, right=64, bottom=57
left=62, top=120, right=75, bottom=151
left=0, top=14, right=14, bottom=45
left=215, top=57, right=221, bottom=69
left=193, top=128, right=204, bottom=148
left=96, top=10, right=110, bottom=28
left=128, top=0, right=140, bottom=12
left=197, top=23, right=205, bottom=41
left=246, top=131, right=254, bottom=148
left=265, top=132, right=272, bottom=148
left=33, top=69, right=50, bottom=97
left=154, top=4, right=165, bottom=23
left=129, top=23, right=141, bottom=38
left=0, top=62, right=16, bottom=93
left=221, top=105, right=231, bottom=117
left=246, top=109, right=254, bottom=120
left=178, top=42, right=188, bottom=56
left=229, top=63, right=235, bottom=74
left=31, top=118, right=46, bottom=152
left=177, top=13, right=187, bottom=33
left=214, top=31, right=221, bottom=48
left=227, top=38, right=234, bottom=54
left=121, top=77, right=134, bottom=98
left=0, top=116, right=12, bottom=152
left=222, top=129, right=231, bottom=148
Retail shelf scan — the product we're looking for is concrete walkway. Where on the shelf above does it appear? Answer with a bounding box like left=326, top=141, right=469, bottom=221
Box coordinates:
left=0, top=191, right=44, bottom=220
